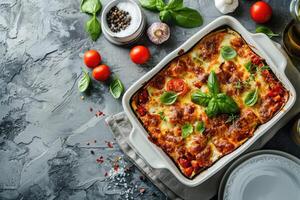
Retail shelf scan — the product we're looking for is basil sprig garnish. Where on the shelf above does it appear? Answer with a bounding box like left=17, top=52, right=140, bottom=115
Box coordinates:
left=139, top=0, right=203, bottom=28
left=109, top=77, right=124, bottom=99
left=255, top=25, right=279, bottom=38
left=78, top=69, right=91, bottom=92
left=244, top=88, right=259, bottom=107
left=195, top=121, right=205, bottom=133
left=245, top=61, right=270, bottom=74
left=80, top=0, right=102, bottom=41
left=191, top=71, right=239, bottom=117
left=221, top=46, right=237, bottom=61
left=160, top=91, right=178, bottom=105
left=181, top=123, right=193, bottom=138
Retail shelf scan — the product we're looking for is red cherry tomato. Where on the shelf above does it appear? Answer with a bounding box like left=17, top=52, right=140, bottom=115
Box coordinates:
left=250, top=1, right=272, bottom=23
left=130, top=45, right=151, bottom=64
left=84, top=50, right=101, bottom=68
left=92, top=65, right=111, bottom=81
left=166, top=78, right=189, bottom=96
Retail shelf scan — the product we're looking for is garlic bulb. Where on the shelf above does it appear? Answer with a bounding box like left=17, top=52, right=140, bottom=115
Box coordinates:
left=215, top=0, right=239, bottom=14
left=147, top=22, right=170, bottom=45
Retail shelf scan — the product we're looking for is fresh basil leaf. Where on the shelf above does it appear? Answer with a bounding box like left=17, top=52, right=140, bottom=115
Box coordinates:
left=86, top=15, right=101, bottom=41
left=166, top=0, right=183, bottom=10
left=156, top=0, right=166, bottom=11
left=244, top=88, right=259, bottom=107
left=207, top=71, right=219, bottom=95
left=191, top=90, right=212, bottom=106
left=216, top=93, right=239, bottom=114
left=159, top=10, right=173, bottom=23
left=158, top=111, right=167, bottom=121
left=255, top=26, right=279, bottom=38
left=139, top=0, right=157, bottom=11
left=80, top=0, right=101, bottom=14
left=139, top=0, right=164, bottom=11
left=109, top=77, right=124, bottom=99
left=181, top=123, right=193, bottom=138
left=221, top=46, right=237, bottom=60
left=205, top=98, right=219, bottom=117
left=160, top=91, right=178, bottom=105
left=195, top=121, right=205, bottom=133
left=170, top=7, right=203, bottom=28
left=78, top=70, right=90, bottom=92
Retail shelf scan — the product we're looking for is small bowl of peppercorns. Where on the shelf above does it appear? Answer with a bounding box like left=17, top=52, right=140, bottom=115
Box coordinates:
left=101, top=0, right=146, bottom=45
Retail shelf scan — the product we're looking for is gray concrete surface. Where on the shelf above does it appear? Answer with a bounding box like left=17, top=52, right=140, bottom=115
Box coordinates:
left=0, top=0, right=299, bottom=199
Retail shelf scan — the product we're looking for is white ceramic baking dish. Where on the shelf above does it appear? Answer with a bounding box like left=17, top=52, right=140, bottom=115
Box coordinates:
left=122, top=16, right=296, bottom=187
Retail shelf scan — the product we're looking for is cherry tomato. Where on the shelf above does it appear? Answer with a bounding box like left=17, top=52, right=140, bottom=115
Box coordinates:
left=92, top=65, right=111, bottom=81
left=130, top=45, right=151, bottom=64
left=84, top=50, right=101, bottom=68
left=166, top=78, right=189, bottom=96
left=250, top=1, right=272, bottom=23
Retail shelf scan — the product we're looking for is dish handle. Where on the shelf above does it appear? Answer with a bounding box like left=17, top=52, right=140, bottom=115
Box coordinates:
left=128, top=127, right=167, bottom=169
left=251, top=33, right=287, bottom=73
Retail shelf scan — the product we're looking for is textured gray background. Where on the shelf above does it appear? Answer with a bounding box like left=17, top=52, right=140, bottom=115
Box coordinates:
left=0, top=0, right=299, bottom=199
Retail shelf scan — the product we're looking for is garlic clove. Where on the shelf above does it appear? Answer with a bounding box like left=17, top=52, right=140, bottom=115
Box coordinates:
left=215, top=0, right=239, bottom=14
left=147, top=22, right=170, bottom=45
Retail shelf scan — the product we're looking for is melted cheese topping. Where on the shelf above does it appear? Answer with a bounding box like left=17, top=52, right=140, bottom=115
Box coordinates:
left=131, top=28, right=289, bottom=179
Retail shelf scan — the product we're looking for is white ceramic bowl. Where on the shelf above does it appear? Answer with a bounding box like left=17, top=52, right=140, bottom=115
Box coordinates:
left=101, top=0, right=146, bottom=45
left=122, top=16, right=297, bottom=187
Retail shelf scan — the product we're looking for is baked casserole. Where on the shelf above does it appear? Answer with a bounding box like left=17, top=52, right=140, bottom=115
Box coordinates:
left=131, top=27, right=289, bottom=179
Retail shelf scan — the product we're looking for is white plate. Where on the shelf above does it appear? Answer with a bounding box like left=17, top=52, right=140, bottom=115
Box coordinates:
left=221, top=150, right=300, bottom=200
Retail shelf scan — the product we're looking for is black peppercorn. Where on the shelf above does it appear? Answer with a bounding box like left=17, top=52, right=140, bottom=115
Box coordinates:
left=106, top=6, right=132, bottom=33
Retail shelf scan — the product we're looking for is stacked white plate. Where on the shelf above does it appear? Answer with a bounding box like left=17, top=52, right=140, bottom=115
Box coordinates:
left=219, top=150, right=300, bottom=200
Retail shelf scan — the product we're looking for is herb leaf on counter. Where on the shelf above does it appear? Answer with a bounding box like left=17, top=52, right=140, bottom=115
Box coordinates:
left=80, top=0, right=101, bottom=14
left=80, top=0, right=102, bottom=41
left=255, top=25, right=279, bottom=38
left=170, top=7, right=203, bottom=28
left=182, top=123, right=193, bottom=138
left=109, top=77, right=124, bottom=99
left=156, top=0, right=166, bottom=11
left=139, top=0, right=203, bottom=28
left=139, top=0, right=161, bottom=11
left=244, top=88, right=259, bottom=106
left=159, top=10, right=173, bottom=23
left=166, top=0, right=183, bottom=10
left=86, top=15, right=101, bottom=41
left=78, top=69, right=91, bottom=92
left=160, top=91, right=178, bottom=105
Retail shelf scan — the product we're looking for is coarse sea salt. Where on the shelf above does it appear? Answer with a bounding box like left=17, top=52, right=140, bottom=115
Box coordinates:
left=113, top=1, right=141, bottom=37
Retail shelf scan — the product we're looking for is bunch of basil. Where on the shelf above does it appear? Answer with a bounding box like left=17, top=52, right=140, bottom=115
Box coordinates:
left=191, top=71, right=239, bottom=117
left=139, top=0, right=203, bottom=28
left=80, top=0, right=102, bottom=41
